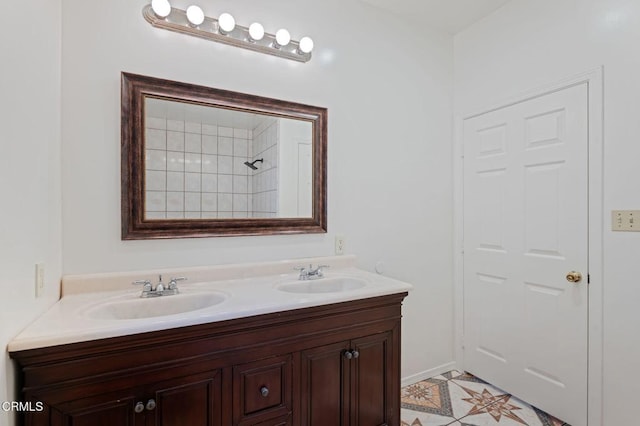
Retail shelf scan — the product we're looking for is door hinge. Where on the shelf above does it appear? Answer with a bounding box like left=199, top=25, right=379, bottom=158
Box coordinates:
left=588, top=274, right=591, bottom=284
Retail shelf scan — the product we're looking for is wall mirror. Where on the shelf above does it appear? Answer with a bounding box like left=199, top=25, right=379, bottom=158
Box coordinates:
left=121, top=72, right=327, bottom=239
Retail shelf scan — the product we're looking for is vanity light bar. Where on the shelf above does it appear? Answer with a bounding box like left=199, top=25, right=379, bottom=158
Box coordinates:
left=142, top=4, right=313, bottom=63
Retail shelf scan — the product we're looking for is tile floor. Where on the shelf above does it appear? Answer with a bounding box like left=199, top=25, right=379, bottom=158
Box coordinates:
left=401, top=370, right=569, bottom=426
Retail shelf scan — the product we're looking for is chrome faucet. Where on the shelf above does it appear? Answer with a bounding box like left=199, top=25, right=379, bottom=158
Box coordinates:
left=132, top=275, right=187, bottom=298
left=295, top=264, right=329, bottom=280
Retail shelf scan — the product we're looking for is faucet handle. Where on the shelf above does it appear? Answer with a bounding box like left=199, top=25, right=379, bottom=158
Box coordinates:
left=317, top=265, right=330, bottom=276
left=294, top=266, right=309, bottom=280
left=132, top=279, right=152, bottom=291
left=168, top=276, right=187, bottom=289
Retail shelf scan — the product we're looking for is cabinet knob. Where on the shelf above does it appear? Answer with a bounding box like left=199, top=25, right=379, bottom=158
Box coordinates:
left=344, top=350, right=353, bottom=359
left=260, top=386, right=269, bottom=397
left=134, top=402, right=145, bottom=414
left=352, top=350, right=360, bottom=359
left=146, top=399, right=156, bottom=411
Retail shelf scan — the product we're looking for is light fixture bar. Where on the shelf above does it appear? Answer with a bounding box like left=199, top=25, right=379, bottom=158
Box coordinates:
left=142, top=5, right=312, bottom=63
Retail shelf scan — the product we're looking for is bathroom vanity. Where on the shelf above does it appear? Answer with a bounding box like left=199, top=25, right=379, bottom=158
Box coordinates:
left=9, top=257, right=411, bottom=426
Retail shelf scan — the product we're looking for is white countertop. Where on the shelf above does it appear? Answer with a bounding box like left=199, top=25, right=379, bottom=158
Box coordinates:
left=8, top=258, right=412, bottom=352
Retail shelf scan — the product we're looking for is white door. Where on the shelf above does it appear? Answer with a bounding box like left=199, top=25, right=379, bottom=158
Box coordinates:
left=463, top=83, right=588, bottom=425
left=297, top=142, right=312, bottom=217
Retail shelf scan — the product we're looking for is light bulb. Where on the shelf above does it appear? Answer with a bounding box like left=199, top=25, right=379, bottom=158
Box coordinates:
left=275, top=29, right=291, bottom=48
left=186, top=5, right=205, bottom=26
left=151, top=0, right=171, bottom=18
left=248, top=22, right=265, bottom=41
left=218, top=12, right=235, bottom=34
left=298, top=36, right=314, bottom=54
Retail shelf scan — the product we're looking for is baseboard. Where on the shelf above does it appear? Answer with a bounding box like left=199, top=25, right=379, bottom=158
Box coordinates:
left=401, top=361, right=458, bottom=387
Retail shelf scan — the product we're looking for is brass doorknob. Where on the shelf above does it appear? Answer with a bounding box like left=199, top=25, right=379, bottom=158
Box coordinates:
left=566, top=271, right=582, bottom=283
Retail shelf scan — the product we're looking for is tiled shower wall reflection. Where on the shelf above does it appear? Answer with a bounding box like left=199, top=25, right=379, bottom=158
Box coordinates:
left=144, top=116, right=278, bottom=219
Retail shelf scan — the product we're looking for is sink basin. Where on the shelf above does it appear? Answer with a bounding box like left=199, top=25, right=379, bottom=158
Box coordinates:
left=83, top=291, right=227, bottom=320
left=277, top=277, right=368, bottom=294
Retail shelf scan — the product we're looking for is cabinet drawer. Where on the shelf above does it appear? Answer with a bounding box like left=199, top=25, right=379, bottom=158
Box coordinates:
left=233, top=354, right=292, bottom=425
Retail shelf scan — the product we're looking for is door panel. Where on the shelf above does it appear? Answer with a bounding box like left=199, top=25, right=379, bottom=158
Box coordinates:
left=351, top=332, right=394, bottom=426
left=300, top=341, right=350, bottom=426
left=55, top=395, right=137, bottom=426
left=152, top=370, right=222, bottom=426
left=64, top=401, right=135, bottom=426
left=463, top=83, right=588, bottom=425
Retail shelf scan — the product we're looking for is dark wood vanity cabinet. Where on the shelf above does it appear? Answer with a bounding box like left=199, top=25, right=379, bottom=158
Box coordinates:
left=11, top=293, right=407, bottom=426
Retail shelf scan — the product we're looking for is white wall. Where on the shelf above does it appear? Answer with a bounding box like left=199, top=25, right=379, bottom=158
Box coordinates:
left=61, top=0, right=454, bottom=379
left=0, top=1, right=62, bottom=425
left=454, top=0, right=640, bottom=423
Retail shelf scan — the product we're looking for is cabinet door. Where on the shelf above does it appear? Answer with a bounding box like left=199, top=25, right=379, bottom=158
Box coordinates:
left=49, top=392, right=138, bottom=426
left=350, top=332, right=395, bottom=426
left=250, top=414, right=292, bottom=426
left=148, top=369, right=223, bottom=426
left=299, top=341, right=351, bottom=426
left=62, top=400, right=136, bottom=426
left=48, top=369, right=223, bottom=426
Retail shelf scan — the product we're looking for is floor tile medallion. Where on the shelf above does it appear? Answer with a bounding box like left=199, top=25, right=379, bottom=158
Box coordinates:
left=401, top=407, right=457, bottom=426
left=401, top=378, right=453, bottom=416
left=448, top=376, right=510, bottom=420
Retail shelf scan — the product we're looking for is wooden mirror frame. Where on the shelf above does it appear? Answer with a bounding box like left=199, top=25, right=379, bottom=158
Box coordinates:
left=121, top=72, right=327, bottom=239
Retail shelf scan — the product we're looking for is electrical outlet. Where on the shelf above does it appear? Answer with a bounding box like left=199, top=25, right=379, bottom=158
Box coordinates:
left=35, top=263, right=45, bottom=298
left=335, top=235, right=345, bottom=255
left=612, top=210, right=640, bottom=232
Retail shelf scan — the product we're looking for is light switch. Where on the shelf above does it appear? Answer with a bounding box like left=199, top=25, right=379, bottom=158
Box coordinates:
left=612, top=210, right=640, bottom=232
left=35, top=263, right=45, bottom=298
left=335, top=235, right=345, bottom=255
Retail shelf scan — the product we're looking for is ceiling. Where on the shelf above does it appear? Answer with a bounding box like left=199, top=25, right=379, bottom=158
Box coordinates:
left=359, top=0, right=512, bottom=34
